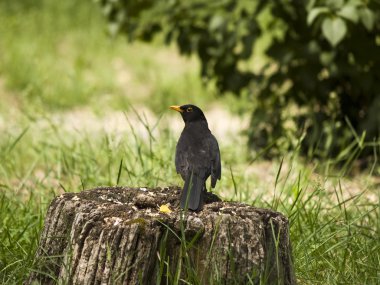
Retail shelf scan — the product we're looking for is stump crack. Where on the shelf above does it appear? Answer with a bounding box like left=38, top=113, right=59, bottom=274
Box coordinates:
left=125, top=225, right=141, bottom=284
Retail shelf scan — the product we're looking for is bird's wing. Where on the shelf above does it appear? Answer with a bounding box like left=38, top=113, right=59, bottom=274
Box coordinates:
left=175, top=136, right=191, bottom=179
left=210, top=135, right=221, bottom=188
left=175, top=147, right=182, bottom=173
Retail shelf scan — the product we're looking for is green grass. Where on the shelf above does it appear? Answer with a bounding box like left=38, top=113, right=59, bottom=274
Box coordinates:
left=1, top=0, right=380, bottom=284
left=0, top=0, right=215, bottom=115
left=1, top=115, right=379, bottom=285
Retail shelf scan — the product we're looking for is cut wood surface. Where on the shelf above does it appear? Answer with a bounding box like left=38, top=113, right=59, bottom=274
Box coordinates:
left=26, top=186, right=296, bottom=285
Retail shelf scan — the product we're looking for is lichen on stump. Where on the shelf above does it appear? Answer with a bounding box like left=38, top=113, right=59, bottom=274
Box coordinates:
left=26, top=186, right=296, bottom=285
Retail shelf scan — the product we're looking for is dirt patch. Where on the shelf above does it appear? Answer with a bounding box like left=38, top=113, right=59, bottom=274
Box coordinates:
left=0, top=77, right=23, bottom=129
left=241, top=159, right=379, bottom=204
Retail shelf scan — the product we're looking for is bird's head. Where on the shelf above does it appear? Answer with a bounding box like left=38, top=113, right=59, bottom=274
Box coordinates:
left=170, top=104, right=207, bottom=123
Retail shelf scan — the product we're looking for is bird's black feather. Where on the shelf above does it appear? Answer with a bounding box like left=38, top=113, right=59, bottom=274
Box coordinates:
left=172, top=104, right=221, bottom=211
left=180, top=171, right=205, bottom=210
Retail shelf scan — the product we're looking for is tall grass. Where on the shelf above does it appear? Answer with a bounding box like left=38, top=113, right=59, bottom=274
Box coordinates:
left=271, top=155, right=380, bottom=284
left=1, top=113, right=379, bottom=284
left=0, top=0, right=214, bottom=114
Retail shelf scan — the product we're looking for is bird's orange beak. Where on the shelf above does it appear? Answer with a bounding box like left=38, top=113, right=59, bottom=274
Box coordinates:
left=170, top=105, right=183, bottom=113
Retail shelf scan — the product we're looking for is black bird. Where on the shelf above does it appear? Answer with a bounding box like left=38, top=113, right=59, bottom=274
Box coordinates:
left=170, top=104, right=221, bottom=211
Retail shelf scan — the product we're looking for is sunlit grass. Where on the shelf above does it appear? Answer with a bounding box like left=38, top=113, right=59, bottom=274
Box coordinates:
left=0, top=0, right=215, bottom=115
left=1, top=113, right=379, bottom=284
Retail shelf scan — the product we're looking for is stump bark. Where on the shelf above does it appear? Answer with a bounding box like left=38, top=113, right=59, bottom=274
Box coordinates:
left=26, top=186, right=296, bottom=285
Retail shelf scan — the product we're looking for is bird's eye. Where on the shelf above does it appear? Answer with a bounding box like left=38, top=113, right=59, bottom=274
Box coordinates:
left=186, top=107, right=193, bottom=112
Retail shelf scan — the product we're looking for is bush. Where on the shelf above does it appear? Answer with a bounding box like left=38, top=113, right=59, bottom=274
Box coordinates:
left=98, top=0, right=380, bottom=158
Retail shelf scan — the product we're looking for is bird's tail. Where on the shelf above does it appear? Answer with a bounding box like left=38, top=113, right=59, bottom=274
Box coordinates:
left=180, top=171, right=205, bottom=211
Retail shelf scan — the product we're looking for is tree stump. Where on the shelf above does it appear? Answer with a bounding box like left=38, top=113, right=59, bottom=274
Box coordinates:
left=26, top=187, right=296, bottom=285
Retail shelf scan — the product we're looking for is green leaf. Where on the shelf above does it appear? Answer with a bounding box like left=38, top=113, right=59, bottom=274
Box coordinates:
left=347, top=0, right=362, bottom=6
left=209, top=15, right=225, bottom=32
left=359, top=7, right=375, bottom=31
left=307, top=7, right=330, bottom=25
left=338, top=5, right=359, bottom=23
left=306, top=0, right=317, bottom=10
left=326, top=0, right=344, bottom=9
left=322, top=17, right=347, bottom=46
left=320, top=51, right=335, bottom=66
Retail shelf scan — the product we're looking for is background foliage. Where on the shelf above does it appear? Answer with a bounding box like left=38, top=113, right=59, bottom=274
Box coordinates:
left=99, top=0, right=380, bottom=157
